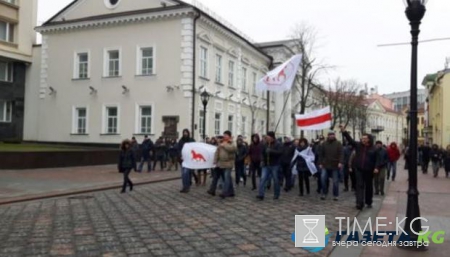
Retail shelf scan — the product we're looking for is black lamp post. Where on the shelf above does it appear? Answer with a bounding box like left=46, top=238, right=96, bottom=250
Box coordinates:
left=406, top=111, right=410, bottom=145
left=200, top=90, right=210, bottom=141
left=402, top=0, right=427, bottom=251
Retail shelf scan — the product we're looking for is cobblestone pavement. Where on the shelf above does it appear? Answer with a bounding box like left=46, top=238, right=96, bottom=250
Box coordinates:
left=0, top=165, right=179, bottom=203
left=0, top=178, right=359, bottom=257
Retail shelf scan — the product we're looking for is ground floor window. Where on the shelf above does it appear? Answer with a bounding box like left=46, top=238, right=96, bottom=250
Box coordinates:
left=0, top=100, right=12, bottom=122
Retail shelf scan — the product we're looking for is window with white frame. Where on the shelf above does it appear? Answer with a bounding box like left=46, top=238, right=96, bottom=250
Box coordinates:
left=105, top=106, right=118, bottom=134
left=73, top=107, right=87, bottom=134
left=215, top=113, right=221, bottom=136
left=199, top=109, right=205, bottom=137
left=228, top=61, right=235, bottom=87
left=228, top=115, right=234, bottom=132
left=215, top=54, right=222, bottom=83
left=200, top=46, right=208, bottom=78
left=241, top=67, right=247, bottom=92
left=241, top=116, right=247, bottom=136
left=252, top=72, right=257, bottom=95
left=139, top=106, right=152, bottom=134
left=105, top=49, right=120, bottom=77
left=0, top=20, right=14, bottom=43
left=75, top=52, right=89, bottom=79
left=0, top=100, right=12, bottom=123
left=139, top=47, right=154, bottom=75
left=3, top=0, right=16, bottom=4
left=0, top=61, right=13, bottom=82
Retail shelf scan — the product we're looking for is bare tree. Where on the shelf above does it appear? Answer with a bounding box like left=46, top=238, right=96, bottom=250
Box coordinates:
left=288, top=23, right=333, bottom=138
left=323, top=78, right=366, bottom=129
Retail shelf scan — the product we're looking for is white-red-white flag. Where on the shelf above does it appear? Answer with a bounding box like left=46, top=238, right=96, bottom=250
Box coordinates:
left=256, top=54, right=302, bottom=92
left=295, top=106, right=332, bottom=130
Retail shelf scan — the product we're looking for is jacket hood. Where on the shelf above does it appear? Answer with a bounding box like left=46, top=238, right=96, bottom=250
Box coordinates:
left=251, top=134, right=260, bottom=144
left=182, top=129, right=191, bottom=139
left=390, top=142, right=398, bottom=148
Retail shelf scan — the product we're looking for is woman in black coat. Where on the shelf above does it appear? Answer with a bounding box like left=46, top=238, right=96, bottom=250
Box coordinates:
left=118, top=139, right=137, bottom=193
left=295, top=138, right=311, bottom=196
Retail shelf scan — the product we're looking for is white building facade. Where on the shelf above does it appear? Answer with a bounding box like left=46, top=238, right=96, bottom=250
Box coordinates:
left=24, top=0, right=275, bottom=144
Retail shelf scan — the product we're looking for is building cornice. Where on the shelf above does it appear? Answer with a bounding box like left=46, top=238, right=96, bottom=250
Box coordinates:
left=36, top=7, right=195, bottom=34
left=198, top=16, right=271, bottom=64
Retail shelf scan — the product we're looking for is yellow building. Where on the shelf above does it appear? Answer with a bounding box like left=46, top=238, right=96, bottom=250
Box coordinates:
left=422, top=71, right=450, bottom=147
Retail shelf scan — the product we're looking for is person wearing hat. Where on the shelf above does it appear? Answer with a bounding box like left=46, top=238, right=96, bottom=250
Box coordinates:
left=257, top=131, right=283, bottom=200
left=318, top=130, right=343, bottom=201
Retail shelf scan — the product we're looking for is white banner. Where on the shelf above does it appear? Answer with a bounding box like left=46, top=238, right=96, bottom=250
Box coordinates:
left=256, top=54, right=302, bottom=92
left=291, top=147, right=317, bottom=175
left=295, top=106, right=332, bottom=131
left=181, top=142, right=217, bottom=169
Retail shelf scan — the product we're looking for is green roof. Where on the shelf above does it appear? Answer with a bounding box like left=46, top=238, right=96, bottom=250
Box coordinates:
left=421, top=73, right=438, bottom=86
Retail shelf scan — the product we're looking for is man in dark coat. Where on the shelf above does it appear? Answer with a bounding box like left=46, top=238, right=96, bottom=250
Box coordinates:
left=374, top=141, right=389, bottom=195
left=138, top=135, right=153, bottom=172
left=256, top=131, right=283, bottom=200
left=419, top=142, right=431, bottom=174
left=340, top=125, right=380, bottom=210
left=248, top=134, right=263, bottom=190
left=280, top=137, right=295, bottom=191
left=318, top=131, right=343, bottom=201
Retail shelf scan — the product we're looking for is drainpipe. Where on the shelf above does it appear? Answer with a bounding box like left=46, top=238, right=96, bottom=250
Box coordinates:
left=191, top=12, right=201, bottom=136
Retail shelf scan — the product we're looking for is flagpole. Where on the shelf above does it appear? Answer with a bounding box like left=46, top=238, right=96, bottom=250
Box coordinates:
left=274, top=91, right=291, bottom=135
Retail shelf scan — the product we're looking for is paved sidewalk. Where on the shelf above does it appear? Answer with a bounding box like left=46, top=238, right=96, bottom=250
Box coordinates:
left=0, top=165, right=180, bottom=205
left=359, top=162, right=450, bottom=257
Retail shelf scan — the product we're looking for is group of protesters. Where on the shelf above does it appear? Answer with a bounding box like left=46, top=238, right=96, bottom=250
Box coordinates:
left=118, top=125, right=450, bottom=209
left=174, top=125, right=406, bottom=211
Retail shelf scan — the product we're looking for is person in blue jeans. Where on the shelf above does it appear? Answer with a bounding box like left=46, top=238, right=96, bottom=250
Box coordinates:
left=318, top=131, right=343, bottom=201
left=138, top=135, right=153, bottom=172
left=178, top=129, right=195, bottom=193
left=257, top=131, right=283, bottom=201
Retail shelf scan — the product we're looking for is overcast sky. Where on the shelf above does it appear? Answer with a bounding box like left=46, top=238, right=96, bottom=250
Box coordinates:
left=37, top=0, right=450, bottom=94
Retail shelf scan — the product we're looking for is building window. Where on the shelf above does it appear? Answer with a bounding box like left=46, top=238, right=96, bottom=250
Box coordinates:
left=0, top=100, right=12, bottom=123
left=200, top=46, right=208, bottom=78
left=0, top=21, right=14, bottom=43
left=73, top=107, right=87, bottom=134
left=215, top=54, right=222, bottom=83
left=3, top=0, right=16, bottom=4
left=199, top=110, right=205, bottom=137
left=75, top=52, right=89, bottom=79
left=104, top=49, right=121, bottom=77
left=228, top=61, right=235, bottom=87
left=241, top=116, right=247, bottom=136
left=138, top=106, right=152, bottom=134
left=0, top=61, right=13, bottom=82
left=241, top=67, right=247, bottom=92
left=228, top=115, right=234, bottom=132
left=105, top=106, right=118, bottom=134
left=252, top=72, right=257, bottom=95
left=260, top=120, right=265, bottom=133
left=139, top=47, right=154, bottom=75
left=215, top=113, right=221, bottom=136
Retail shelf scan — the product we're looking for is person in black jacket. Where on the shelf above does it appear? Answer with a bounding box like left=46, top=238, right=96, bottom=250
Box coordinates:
left=340, top=125, right=379, bottom=210
left=419, top=142, right=431, bottom=174
left=153, top=138, right=167, bottom=171
left=235, top=138, right=248, bottom=186
left=138, top=135, right=153, bottom=172
left=256, top=131, right=283, bottom=200
left=178, top=129, right=196, bottom=193
left=118, top=139, right=137, bottom=193
left=374, top=141, right=389, bottom=195
left=443, top=145, right=450, bottom=178
left=280, top=137, right=295, bottom=192
left=430, top=144, right=442, bottom=177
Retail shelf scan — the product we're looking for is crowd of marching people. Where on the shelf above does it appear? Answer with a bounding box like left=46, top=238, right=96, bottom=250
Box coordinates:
left=117, top=125, right=450, bottom=210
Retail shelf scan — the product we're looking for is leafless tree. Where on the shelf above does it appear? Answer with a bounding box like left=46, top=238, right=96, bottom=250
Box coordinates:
left=323, top=78, right=366, bottom=129
left=288, top=23, right=333, bottom=138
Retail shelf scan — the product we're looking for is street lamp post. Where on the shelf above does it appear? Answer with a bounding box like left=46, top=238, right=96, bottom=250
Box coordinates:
left=200, top=90, right=210, bottom=141
left=406, top=112, right=410, bottom=146
left=402, top=0, right=427, bottom=251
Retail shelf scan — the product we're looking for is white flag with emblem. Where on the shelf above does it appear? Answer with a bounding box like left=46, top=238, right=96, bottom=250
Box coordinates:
left=181, top=142, right=217, bottom=169
left=256, top=54, right=302, bottom=92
